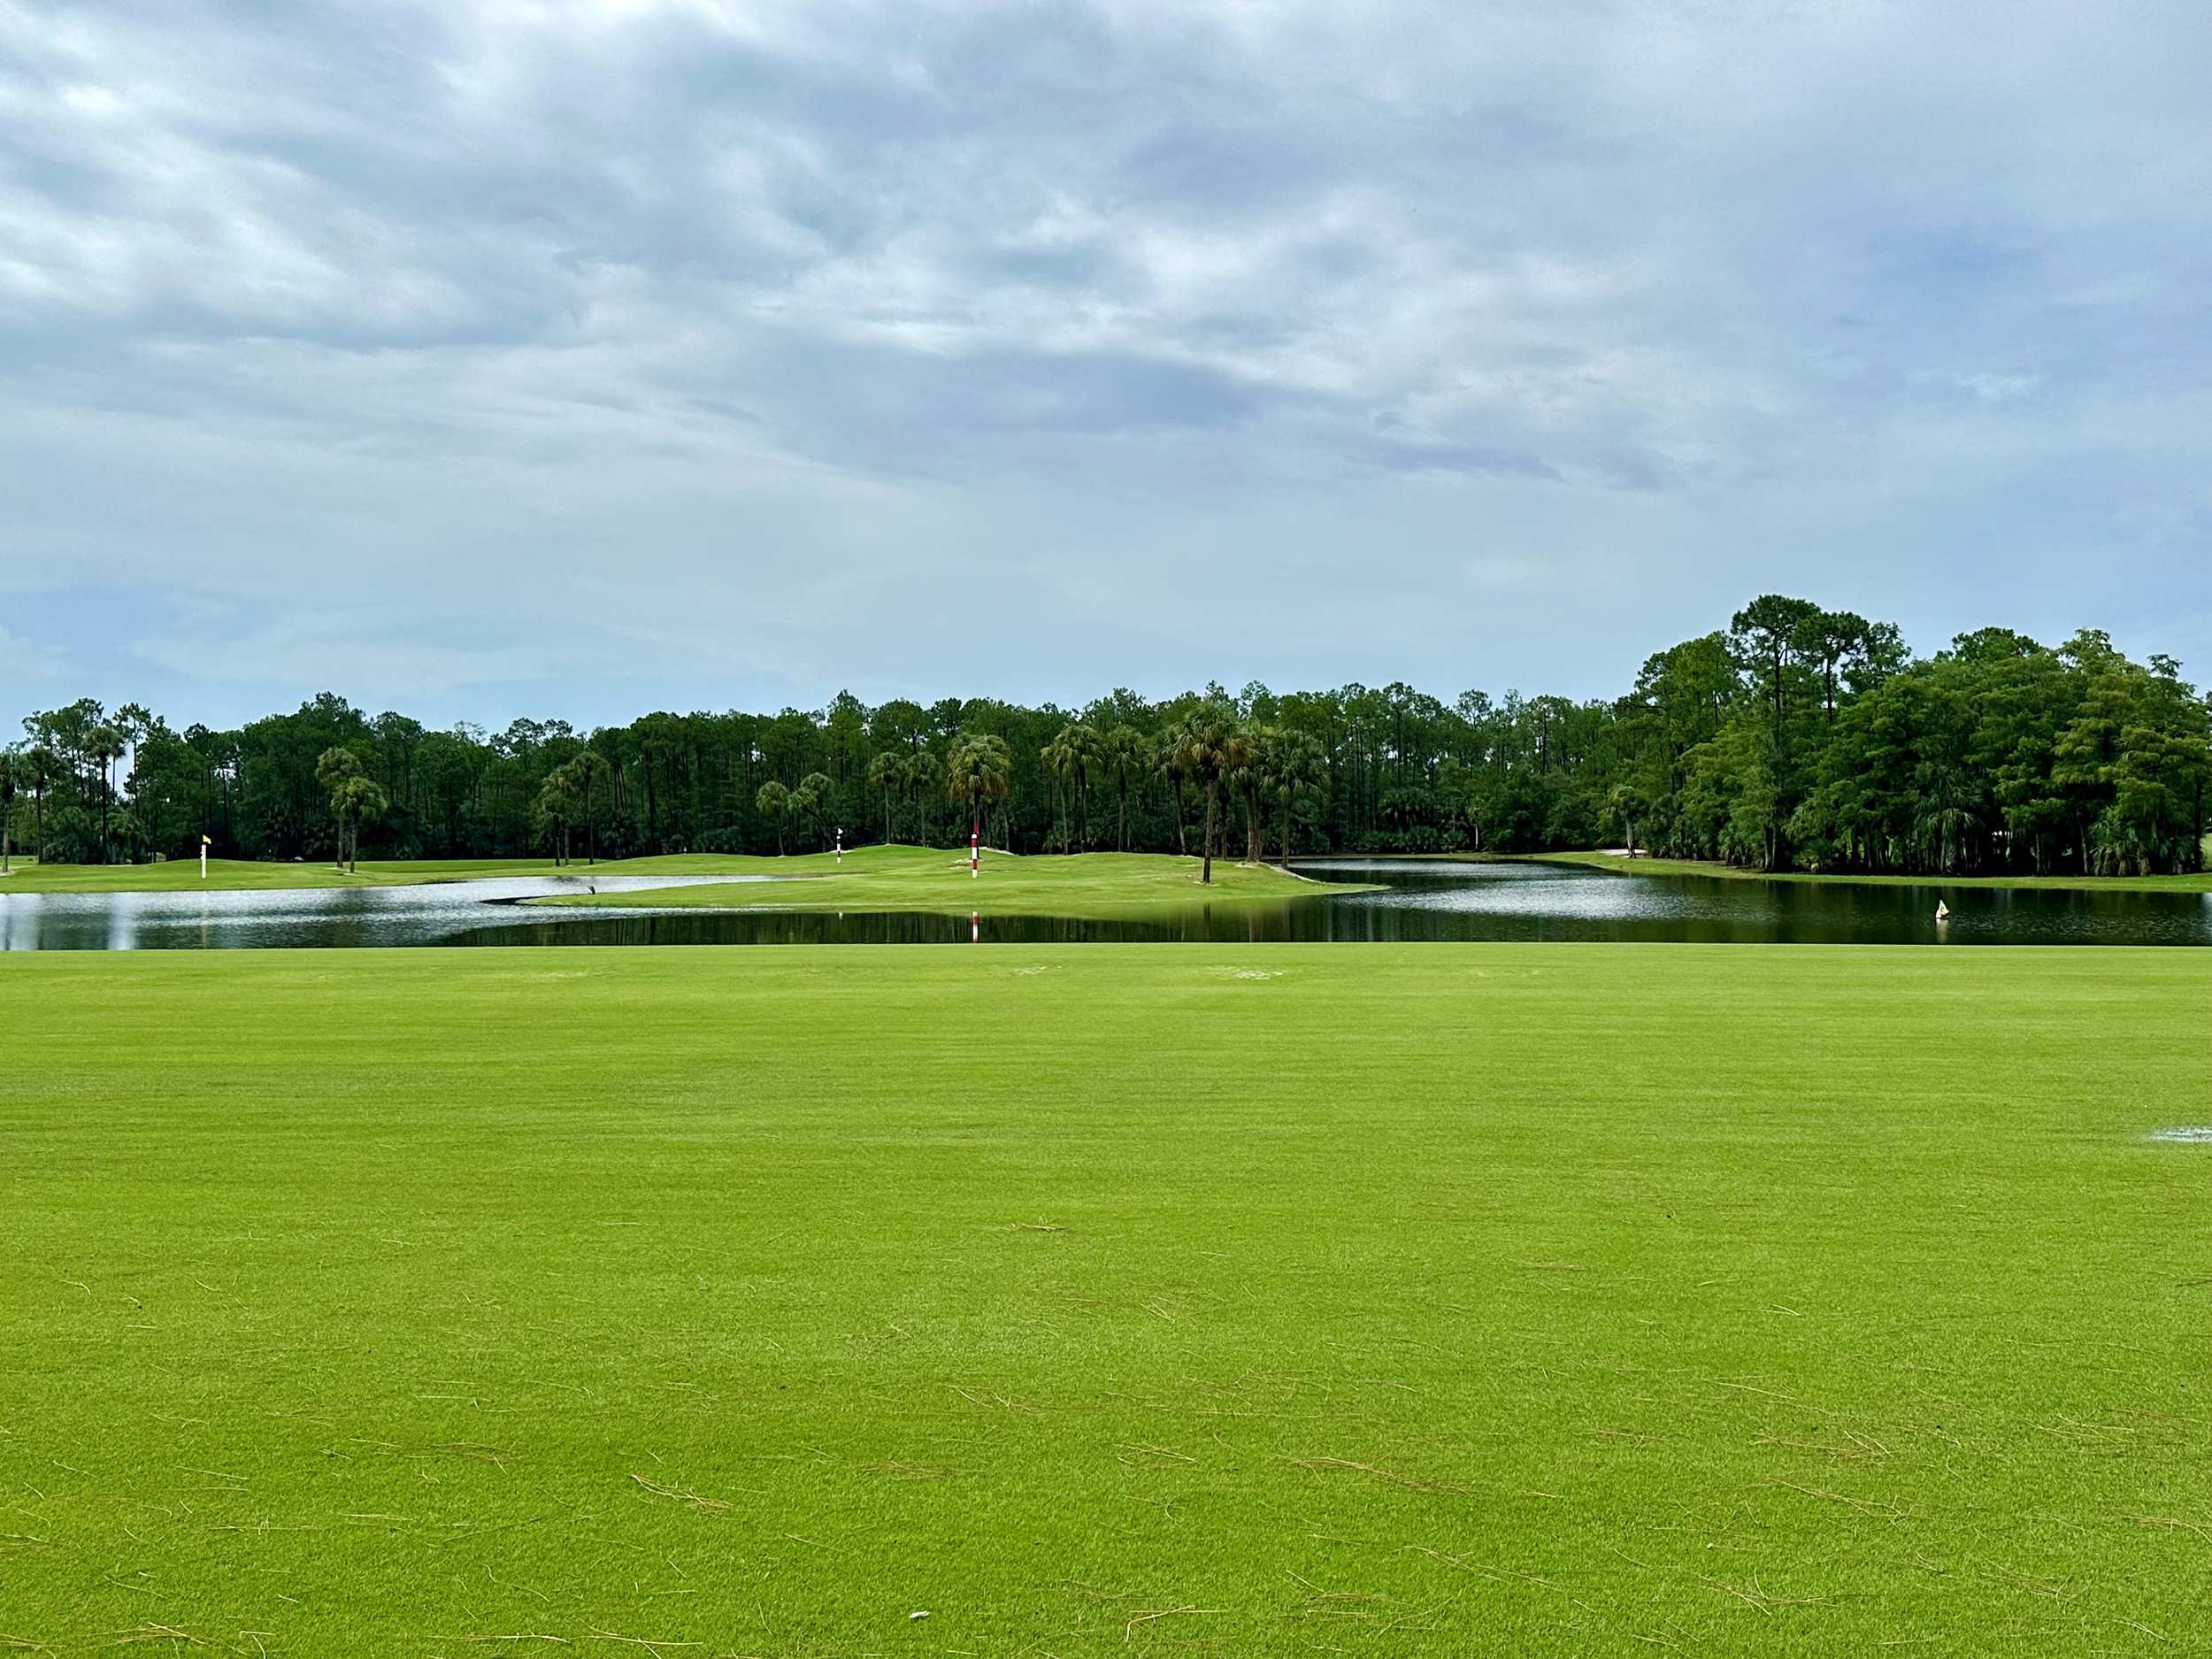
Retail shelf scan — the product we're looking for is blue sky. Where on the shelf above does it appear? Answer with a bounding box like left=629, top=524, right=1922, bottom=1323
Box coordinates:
left=3, top=0, right=2208, bottom=729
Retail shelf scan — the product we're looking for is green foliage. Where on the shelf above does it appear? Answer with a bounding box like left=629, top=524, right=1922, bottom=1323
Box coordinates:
left=15, top=600, right=2207, bottom=875
left=944, top=731, right=1013, bottom=846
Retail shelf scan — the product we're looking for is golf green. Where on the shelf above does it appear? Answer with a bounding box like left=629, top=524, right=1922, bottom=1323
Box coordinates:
left=4, top=945, right=2208, bottom=1655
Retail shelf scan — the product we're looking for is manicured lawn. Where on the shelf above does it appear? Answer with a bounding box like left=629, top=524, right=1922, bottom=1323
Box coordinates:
left=0, top=848, right=1349, bottom=916
left=1512, top=849, right=2212, bottom=894
left=539, top=845, right=1357, bottom=916
left=4, top=945, right=2208, bottom=1655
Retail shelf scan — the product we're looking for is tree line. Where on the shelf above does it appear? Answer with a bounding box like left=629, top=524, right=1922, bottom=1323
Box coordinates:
left=4, top=595, right=2207, bottom=879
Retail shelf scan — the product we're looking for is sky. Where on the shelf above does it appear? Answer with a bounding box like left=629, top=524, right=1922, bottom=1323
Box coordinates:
left=3, top=0, right=2208, bottom=732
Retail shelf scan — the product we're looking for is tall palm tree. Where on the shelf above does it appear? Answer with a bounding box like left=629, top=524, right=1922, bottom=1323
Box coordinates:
left=1040, top=732, right=1075, bottom=852
left=1100, top=726, right=1146, bottom=852
left=316, top=747, right=388, bottom=873
left=25, top=743, right=52, bottom=863
left=92, top=723, right=122, bottom=863
left=1231, top=722, right=1273, bottom=864
left=945, top=733, right=1012, bottom=857
left=1608, top=782, right=1647, bottom=860
left=1271, top=731, right=1325, bottom=864
left=1064, top=723, right=1102, bottom=850
left=797, top=771, right=835, bottom=849
left=535, top=766, right=581, bottom=865
left=0, top=746, right=15, bottom=872
left=1156, top=720, right=1193, bottom=856
left=902, top=749, right=942, bottom=846
left=755, top=780, right=791, bottom=855
left=866, top=750, right=902, bottom=845
left=1171, top=703, right=1239, bottom=884
left=572, top=750, right=611, bottom=865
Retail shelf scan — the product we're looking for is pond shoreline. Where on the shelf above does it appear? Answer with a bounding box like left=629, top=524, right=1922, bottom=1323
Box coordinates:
left=6, top=858, right=2207, bottom=949
left=1293, top=849, right=2212, bottom=895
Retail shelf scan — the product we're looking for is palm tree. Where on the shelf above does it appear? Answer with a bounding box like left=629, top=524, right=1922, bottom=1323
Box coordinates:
left=867, top=750, right=902, bottom=845
left=573, top=750, right=611, bottom=864
left=1064, top=723, right=1102, bottom=850
left=1271, top=731, right=1325, bottom=864
left=92, top=722, right=122, bottom=863
left=1156, top=720, right=1193, bottom=856
left=902, top=749, right=943, bottom=846
left=945, top=733, right=1012, bottom=858
left=756, top=780, right=791, bottom=855
left=1231, top=722, right=1272, bottom=864
left=0, top=746, right=15, bottom=872
left=315, top=747, right=388, bottom=874
left=1101, top=726, right=1146, bottom=851
left=1609, top=782, right=1647, bottom=859
left=1042, top=726, right=1101, bottom=852
left=535, top=765, right=581, bottom=865
left=1171, top=703, right=1238, bottom=884
left=25, top=744, right=52, bottom=863
left=795, top=772, right=833, bottom=849
left=1040, top=732, right=1074, bottom=851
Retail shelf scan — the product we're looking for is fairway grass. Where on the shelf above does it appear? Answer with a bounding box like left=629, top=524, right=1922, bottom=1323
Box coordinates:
left=4, top=945, right=2211, bottom=1655
left=539, top=845, right=1358, bottom=916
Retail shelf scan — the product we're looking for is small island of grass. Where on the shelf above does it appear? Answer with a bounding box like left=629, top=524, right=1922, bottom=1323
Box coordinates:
left=533, top=844, right=1371, bottom=918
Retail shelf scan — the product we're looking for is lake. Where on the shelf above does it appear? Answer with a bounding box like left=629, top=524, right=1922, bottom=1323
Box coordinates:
left=3, top=857, right=2208, bottom=949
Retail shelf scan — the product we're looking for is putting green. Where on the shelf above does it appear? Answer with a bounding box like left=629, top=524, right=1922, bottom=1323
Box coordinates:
left=4, top=945, right=2208, bottom=1655
left=0, top=846, right=1348, bottom=912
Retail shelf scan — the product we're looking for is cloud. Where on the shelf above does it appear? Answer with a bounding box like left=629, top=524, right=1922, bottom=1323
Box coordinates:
left=0, top=622, right=70, bottom=684
left=0, top=0, right=2208, bottom=724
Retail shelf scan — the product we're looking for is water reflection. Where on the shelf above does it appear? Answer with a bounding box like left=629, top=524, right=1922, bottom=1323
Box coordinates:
left=1292, top=859, right=2212, bottom=945
left=0, top=874, right=748, bottom=951
left=2, top=858, right=2208, bottom=949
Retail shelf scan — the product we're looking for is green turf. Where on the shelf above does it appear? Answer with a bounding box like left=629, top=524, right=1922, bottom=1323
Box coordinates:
left=4, top=945, right=2208, bottom=1655
left=1516, top=849, right=2212, bottom=894
left=539, top=845, right=1363, bottom=916
left=0, top=847, right=1355, bottom=917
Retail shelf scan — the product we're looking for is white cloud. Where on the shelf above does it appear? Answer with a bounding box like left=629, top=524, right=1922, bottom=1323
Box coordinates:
left=0, top=623, right=68, bottom=683
left=0, top=0, right=2208, bottom=721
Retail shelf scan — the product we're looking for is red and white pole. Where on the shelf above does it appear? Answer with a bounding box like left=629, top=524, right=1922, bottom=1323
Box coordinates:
left=970, top=815, right=979, bottom=878
left=971, top=910, right=979, bottom=944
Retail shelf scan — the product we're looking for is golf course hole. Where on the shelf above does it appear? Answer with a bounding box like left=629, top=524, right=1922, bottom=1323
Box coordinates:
left=2147, top=1127, right=2212, bottom=1144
